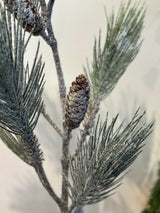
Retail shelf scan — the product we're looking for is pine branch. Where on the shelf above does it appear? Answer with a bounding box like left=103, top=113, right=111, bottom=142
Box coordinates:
left=68, top=110, right=153, bottom=209
left=0, top=1, right=152, bottom=213
left=84, top=0, right=145, bottom=101
left=81, top=0, right=145, bottom=141
left=47, top=0, right=56, bottom=19
left=62, top=73, right=90, bottom=210
left=21, top=132, right=44, bottom=165
left=40, top=18, right=69, bottom=207
left=0, top=7, right=44, bottom=136
left=40, top=2, right=66, bottom=113
left=0, top=6, right=63, bottom=208
left=0, top=0, right=45, bottom=165
left=61, top=129, right=71, bottom=211
left=40, top=3, right=69, bottom=210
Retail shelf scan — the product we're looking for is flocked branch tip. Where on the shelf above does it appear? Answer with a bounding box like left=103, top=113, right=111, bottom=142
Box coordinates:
left=68, top=110, right=153, bottom=208
left=0, top=4, right=44, bottom=164
left=0, top=6, right=45, bottom=135
left=84, top=0, right=145, bottom=101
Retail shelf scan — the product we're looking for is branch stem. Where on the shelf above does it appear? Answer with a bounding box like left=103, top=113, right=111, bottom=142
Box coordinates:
left=47, top=0, right=56, bottom=19
left=34, top=163, right=63, bottom=209
left=41, top=9, right=66, bottom=116
left=46, top=1, right=66, bottom=114
left=50, top=38, right=66, bottom=111
left=40, top=3, right=71, bottom=211
left=41, top=105, right=63, bottom=138
left=61, top=129, right=71, bottom=210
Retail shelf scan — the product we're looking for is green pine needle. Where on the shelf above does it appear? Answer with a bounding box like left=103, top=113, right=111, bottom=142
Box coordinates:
left=0, top=126, right=31, bottom=165
left=84, top=0, right=145, bottom=101
left=68, top=109, right=153, bottom=207
left=0, top=4, right=44, bottom=135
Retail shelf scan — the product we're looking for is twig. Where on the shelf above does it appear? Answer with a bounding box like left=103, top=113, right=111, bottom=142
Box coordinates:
left=50, top=37, right=66, bottom=112
left=40, top=3, right=71, bottom=211
left=41, top=105, right=63, bottom=138
left=40, top=11, right=66, bottom=116
left=47, top=0, right=56, bottom=19
left=41, top=27, right=70, bottom=212
left=34, top=163, right=63, bottom=209
left=61, top=129, right=71, bottom=210
left=46, top=1, right=66, bottom=114
left=22, top=133, right=63, bottom=208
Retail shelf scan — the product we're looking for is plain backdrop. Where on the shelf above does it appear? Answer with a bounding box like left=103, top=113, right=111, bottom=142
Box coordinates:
left=0, top=0, right=160, bottom=212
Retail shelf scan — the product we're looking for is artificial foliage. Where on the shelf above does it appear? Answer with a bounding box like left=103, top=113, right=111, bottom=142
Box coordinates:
left=0, top=5, right=44, bottom=165
left=68, top=111, right=153, bottom=208
left=0, top=0, right=154, bottom=213
left=84, top=0, right=145, bottom=101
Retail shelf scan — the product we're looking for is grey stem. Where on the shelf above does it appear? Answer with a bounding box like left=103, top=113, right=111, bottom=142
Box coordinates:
left=40, top=1, right=71, bottom=211
left=34, top=163, right=63, bottom=209
left=61, top=129, right=71, bottom=210
left=41, top=105, right=63, bottom=138
left=46, top=0, right=66, bottom=113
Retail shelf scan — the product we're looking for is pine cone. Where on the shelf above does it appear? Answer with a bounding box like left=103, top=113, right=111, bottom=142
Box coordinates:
left=65, top=74, right=90, bottom=130
left=4, top=0, right=44, bottom=35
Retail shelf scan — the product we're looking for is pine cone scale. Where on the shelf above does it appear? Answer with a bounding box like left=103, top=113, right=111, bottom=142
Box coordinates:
left=4, top=0, right=44, bottom=35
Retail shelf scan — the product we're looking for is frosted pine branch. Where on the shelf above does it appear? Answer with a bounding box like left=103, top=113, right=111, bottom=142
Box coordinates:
left=85, top=1, right=145, bottom=101
left=21, top=132, right=44, bottom=165
left=68, top=111, right=153, bottom=208
left=0, top=1, right=155, bottom=213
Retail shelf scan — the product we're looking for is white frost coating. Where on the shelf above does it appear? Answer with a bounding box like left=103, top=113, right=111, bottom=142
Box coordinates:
left=12, top=0, right=35, bottom=24
left=117, top=28, right=134, bottom=51
left=24, top=8, right=35, bottom=24
left=5, top=0, right=44, bottom=34
left=14, top=0, right=20, bottom=10
left=119, top=27, right=128, bottom=40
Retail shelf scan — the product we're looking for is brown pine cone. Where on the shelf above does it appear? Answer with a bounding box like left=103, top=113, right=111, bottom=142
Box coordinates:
left=65, top=74, right=90, bottom=131
left=4, top=0, right=44, bottom=35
